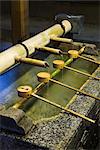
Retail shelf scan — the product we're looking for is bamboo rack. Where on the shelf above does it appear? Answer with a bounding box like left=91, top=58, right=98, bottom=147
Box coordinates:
left=15, top=57, right=49, bottom=67
left=32, top=93, right=95, bottom=123
left=12, top=46, right=89, bottom=109
left=12, top=58, right=74, bottom=109
left=16, top=85, right=95, bottom=123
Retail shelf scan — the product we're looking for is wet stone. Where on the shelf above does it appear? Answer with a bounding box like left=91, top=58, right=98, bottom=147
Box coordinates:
left=0, top=107, right=34, bottom=135
left=0, top=107, right=25, bottom=122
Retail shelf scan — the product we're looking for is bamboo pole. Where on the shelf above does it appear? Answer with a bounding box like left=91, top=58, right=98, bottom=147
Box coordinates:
left=50, top=78, right=100, bottom=101
left=32, top=93, right=95, bottom=123
left=50, top=36, right=73, bottom=43
left=78, top=55, right=100, bottom=65
left=15, top=57, right=49, bottom=67
left=0, top=20, right=71, bottom=74
left=38, top=46, right=68, bottom=55
left=13, top=98, right=28, bottom=109
left=38, top=46, right=61, bottom=54
left=64, top=66, right=100, bottom=80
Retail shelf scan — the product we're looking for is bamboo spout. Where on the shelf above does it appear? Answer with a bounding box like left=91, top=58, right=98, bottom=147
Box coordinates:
left=15, top=57, right=49, bottom=67
left=50, top=36, right=73, bottom=43
left=79, top=55, right=100, bottom=65
left=38, top=46, right=62, bottom=54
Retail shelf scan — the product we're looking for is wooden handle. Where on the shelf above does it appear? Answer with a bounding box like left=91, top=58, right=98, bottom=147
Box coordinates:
left=79, top=55, right=100, bottom=65
left=64, top=66, right=100, bottom=80
left=32, top=93, right=95, bottom=123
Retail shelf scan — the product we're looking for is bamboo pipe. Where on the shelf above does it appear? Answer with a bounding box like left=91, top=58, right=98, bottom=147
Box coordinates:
left=64, top=66, right=100, bottom=80
left=12, top=58, right=74, bottom=109
left=32, top=93, right=95, bottom=123
left=38, top=46, right=62, bottom=54
left=15, top=57, right=49, bottom=67
left=38, top=46, right=68, bottom=55
left=50, top=36, right=73, bottom=43
left=16, top=85, right=95, bottom=123
left=0, top=20, right=72, bottom=74
left=50, top=78, right=100, bottom=101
